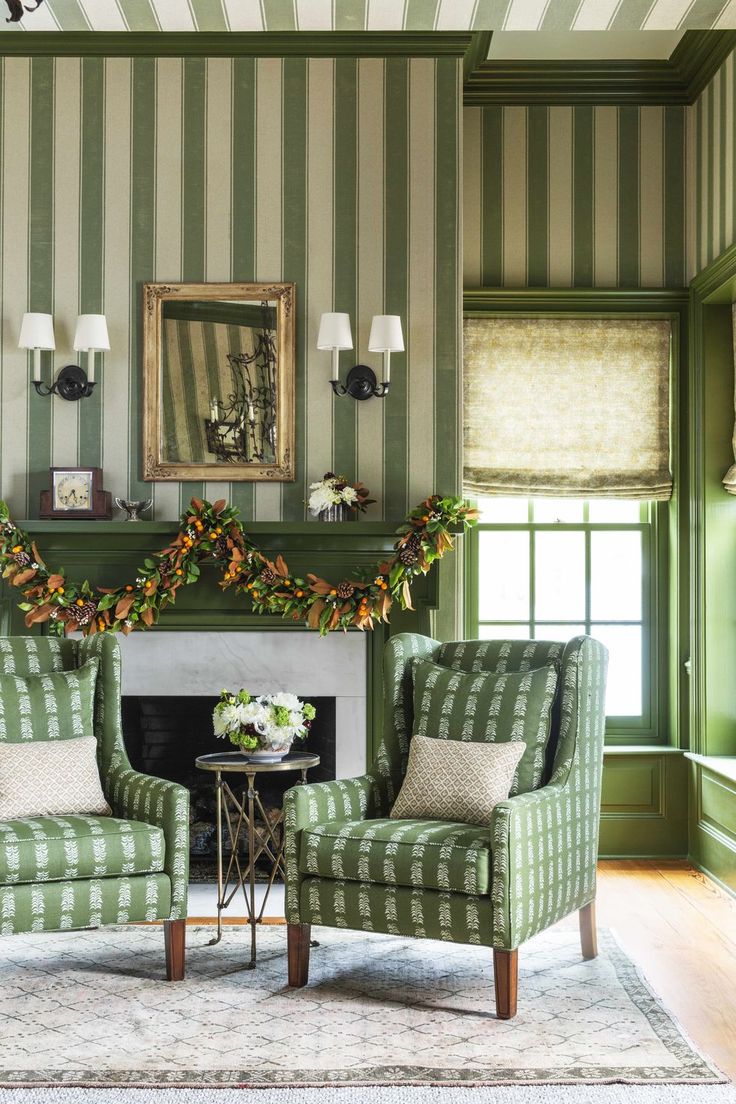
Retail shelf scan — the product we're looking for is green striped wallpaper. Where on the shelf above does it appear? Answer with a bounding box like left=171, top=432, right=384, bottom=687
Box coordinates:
left=690, top=46, right=736, bottom=275
left=6, top=0, right=736, bottom=32
left=0, top=55, right=461, bottom=523
left=463, top=103, right=687, bottom=289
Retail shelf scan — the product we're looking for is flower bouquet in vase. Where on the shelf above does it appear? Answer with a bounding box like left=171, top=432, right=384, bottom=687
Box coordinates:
left=308, top=472, right=375, bottom=522
left=213, top=689, right=316, bottom=763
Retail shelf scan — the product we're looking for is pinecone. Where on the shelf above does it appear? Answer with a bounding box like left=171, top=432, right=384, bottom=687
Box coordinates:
left=336, top=581, right=355, bottom=600
left=70, top=600, right=97, bottom=625
left=259, top=567, right=277, bottom=586
left=214, top=537, right=229, bottom=558
left=399, top=534, right=421, bottom=566
left=12, top=550, right=31, bottom=567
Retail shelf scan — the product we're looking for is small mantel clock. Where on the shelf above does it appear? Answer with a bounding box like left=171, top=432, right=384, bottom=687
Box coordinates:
left=40, top=467, right=112, bottom=520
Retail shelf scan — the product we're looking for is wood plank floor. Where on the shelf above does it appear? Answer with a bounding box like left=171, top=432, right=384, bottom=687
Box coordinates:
left=591, top=860, right=736, bottom=1080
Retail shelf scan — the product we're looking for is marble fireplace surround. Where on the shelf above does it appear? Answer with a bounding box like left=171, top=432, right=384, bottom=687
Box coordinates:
left=117, top=631, right=368, bottom=779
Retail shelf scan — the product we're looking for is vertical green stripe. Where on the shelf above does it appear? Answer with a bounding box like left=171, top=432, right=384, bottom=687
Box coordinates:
left=129, top=56, right=156, bottom=503
left=481, top=107, right=503, bottom=286
left=540, top=0, right=583, bottom=30
left=262, top=0, right=296, bottom=31
left=572, top=106, right=593, bottom=287
left=663, top=106, right=685, bottom=287
left=118, top=0, right=160, bottom=31
left=706, top=75, right=715, bottom=266
left=383, top=57, right=408, bottom=518
left=719, top=63, right=727, bottom=259
left=333, top=57, right=358, bottom=487
left=609, top=0, right=653, bottom=30
left=403, top=0, right=436, bottom=29
left=180, top=56, right=206, bottom=508
left=334, top=0, right=368, bottom=29
left=45, top=0, right=90, bottom=30
left=230, top=57, right=256, bottom=521
left=434, top=58, right=459, bottom=497
left=617, top=106, right=639, bottom=287
left=281, top=57, right=308, bottom=520
left=189, top=0, right=228, bottom=30
left=526, top=105, right=548, bottom=287
left=28, top=58, right=54, bottom=520
left=79, top=57, right=104, bottom=470
left=471, top=0, right=512, bottom=29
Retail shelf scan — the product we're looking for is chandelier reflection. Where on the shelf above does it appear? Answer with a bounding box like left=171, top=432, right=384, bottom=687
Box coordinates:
left=205, top=302, right=277, bottom=465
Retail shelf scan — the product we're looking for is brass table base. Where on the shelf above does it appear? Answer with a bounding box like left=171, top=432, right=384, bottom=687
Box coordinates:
left=203, top=761, right=313, bottom=968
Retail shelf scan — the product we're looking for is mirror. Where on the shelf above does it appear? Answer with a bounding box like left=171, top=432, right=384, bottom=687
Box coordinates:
left=143, top=282, right=295, bottom=481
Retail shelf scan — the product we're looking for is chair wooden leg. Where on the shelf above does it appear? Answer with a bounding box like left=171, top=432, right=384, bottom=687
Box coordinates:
left=493, top=948, right=518, bottom=1020
left=288, top=922, right=311, bottom=987
left=579, top=899, right=598, bottom=960
left=164, top=919, right=186, bottom=981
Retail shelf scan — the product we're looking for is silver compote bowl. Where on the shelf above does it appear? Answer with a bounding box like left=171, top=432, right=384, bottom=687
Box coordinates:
left=115, top=497, right=152, bottom=522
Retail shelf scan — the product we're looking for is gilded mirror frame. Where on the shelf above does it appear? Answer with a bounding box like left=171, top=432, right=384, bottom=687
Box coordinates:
left=142, top=281, right=295, bottom=482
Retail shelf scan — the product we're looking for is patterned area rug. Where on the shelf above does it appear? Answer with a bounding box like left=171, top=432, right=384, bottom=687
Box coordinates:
left=0, top=925, right=724, bottom=1088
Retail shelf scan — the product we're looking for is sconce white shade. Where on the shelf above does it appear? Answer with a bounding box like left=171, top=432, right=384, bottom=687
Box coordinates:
left=18, top=313, right=55, bottom=351
left=368, top=314, right=404, bottom=353
left=74, top=314, right=110, bottom=352
left=317, top=312, right=353, bottom=350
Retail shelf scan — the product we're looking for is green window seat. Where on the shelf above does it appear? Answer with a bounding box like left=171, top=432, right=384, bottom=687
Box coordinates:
left=299, top=818, right=493, bottom=896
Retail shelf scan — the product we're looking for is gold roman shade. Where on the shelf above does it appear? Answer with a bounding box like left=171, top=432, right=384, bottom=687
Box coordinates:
left=463, top=316, right=673, bottom=500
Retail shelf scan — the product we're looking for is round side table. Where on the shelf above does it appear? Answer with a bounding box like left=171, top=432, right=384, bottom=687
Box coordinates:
left=195, top=750, right=320, bottom=968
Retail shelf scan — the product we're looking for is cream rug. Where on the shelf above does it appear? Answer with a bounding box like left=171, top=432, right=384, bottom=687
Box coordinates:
left=0, top=925, right=724, bottom=1088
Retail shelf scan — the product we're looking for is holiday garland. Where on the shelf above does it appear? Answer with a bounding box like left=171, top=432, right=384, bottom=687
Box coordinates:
left=0, top=495, right=477, bottom=637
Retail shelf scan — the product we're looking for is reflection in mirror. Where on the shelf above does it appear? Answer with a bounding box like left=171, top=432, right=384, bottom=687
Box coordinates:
left=161, top=299, right=278, bottom=466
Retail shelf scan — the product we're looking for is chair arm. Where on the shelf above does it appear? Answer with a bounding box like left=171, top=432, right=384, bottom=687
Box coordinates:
left=283, top=773, right=385, bottom=924
left=106, top=765, right=189, bottom=921
left=490, top=781, right=597, bottom=950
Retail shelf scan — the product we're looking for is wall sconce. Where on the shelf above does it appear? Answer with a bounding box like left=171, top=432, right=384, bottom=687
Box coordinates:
left=318, top=312, right=404, bottom=400
left=19, top=312, right=109, bottom=401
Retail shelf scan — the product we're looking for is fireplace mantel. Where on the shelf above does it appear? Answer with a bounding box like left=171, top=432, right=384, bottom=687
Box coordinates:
left=0, top=519, right=454, bottom=760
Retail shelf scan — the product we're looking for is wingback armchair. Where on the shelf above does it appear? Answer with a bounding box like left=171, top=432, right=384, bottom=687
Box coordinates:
left=284, top=633, right=607, bottom=1018
left=0, top=634, right=189, bottom=979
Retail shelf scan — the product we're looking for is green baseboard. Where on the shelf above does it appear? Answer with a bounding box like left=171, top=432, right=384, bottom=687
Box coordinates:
left=688, top=756, right=736, bottom=895
left=599, top=748, right=688, bottom=858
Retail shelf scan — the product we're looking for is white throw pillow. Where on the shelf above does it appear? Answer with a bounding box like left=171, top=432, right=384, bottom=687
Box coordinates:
left=390, top=734, right=525, bottom=826
left=0, top=737, right=111, bottom=820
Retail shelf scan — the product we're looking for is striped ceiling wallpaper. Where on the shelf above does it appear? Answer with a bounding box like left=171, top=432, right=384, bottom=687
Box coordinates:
left=0, top=55, right=460, bottom=525
left=463, top=103, right=687, bottom=288
left=6, top=0, right=736, bottom=32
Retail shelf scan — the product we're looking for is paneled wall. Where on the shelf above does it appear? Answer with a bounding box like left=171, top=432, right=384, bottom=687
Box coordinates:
left=0, top=55, right=461, bottom=522
left=689, top=47, right=736, bottom=277
left=463, top=104, right=687, bottom=289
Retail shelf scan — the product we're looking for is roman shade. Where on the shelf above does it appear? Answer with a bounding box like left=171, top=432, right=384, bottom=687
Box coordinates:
left=463, top=316, right=673, bottom=500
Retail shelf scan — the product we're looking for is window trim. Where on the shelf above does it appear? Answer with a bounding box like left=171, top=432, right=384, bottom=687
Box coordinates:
left=462, top=288, right=689, bottom=749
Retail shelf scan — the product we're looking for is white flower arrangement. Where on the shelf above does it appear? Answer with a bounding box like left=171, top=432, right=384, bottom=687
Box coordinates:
left=307, top=472, right=374, bottom=517
left=213, top=688, right=316, bottom=753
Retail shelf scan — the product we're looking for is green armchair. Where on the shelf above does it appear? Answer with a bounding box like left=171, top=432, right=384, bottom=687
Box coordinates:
left=284, top=633, right=607, bottom=1018
left=0, top=634, right=189, bottom=979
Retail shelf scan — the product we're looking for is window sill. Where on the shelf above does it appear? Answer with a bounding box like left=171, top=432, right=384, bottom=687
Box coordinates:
left=603, top=745, right=683, bottom=755
left=684, top=753, right=736, bottom=785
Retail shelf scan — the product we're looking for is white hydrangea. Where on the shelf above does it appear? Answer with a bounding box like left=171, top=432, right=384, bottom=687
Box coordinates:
left=213, top=702, right=241, bottom=736
left=269, top=692, right=302, bottom=712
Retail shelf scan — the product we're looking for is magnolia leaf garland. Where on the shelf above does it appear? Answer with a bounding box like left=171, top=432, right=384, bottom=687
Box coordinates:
left=0, top=495, right=478, bottom=637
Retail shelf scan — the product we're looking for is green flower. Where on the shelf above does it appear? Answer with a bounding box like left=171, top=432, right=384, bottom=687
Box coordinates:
left=303, top=702, right=316, bottom=720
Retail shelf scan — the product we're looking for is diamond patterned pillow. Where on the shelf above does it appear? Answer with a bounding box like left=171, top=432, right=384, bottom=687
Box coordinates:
left=390, top=734, right=524, bottom=826
left=0, top=736, right=111, bottom=819
left=410, top=657, right=559, bottom=795
left=0, top=659, right=99, bottom=744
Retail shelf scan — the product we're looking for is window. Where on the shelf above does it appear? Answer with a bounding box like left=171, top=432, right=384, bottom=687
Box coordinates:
left=466, top=497, right=665, bottom=741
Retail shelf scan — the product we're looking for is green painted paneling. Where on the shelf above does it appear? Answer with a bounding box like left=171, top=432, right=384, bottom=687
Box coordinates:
left=690, top=48, right=736, bottom=276
left=0, top=56, right=461, bottom=524
left=599, top=751, right=688, bottom=857
left=689, top=761, right=736, bottom=895
left=463, top=103, right=688, bottom=289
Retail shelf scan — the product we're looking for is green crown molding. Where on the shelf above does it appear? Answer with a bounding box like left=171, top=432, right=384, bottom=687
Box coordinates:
left=464, top=287, right=689, bottom=314
left=463, top=30, right=736, bottom=106
left=0, top=30, right=473, bottom=58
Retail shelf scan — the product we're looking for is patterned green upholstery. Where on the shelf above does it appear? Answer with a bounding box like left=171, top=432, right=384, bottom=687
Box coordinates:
left=0, top=660, right=98, bottom=743
left=0, top=635, right=189, bottom=935
left=410, top=656, right=559, bottom=794
left=284, top=633, right=607, bottom=952
left=299, top=818, right=493, bottom=895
